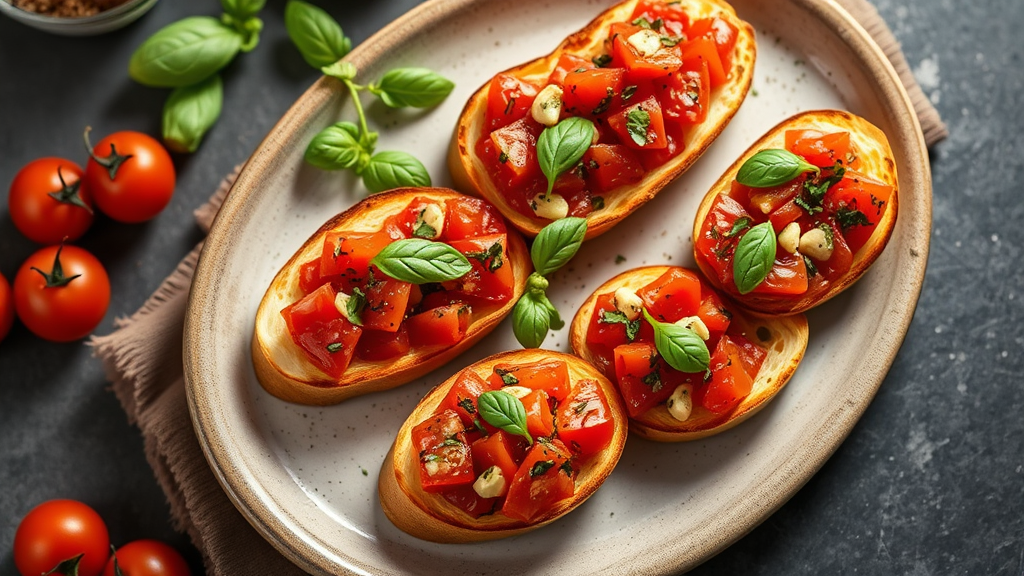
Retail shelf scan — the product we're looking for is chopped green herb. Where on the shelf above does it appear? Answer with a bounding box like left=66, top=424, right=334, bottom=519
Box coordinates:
left=621, top=85, right=638, bottom=102
left=599, top=309, right=641, bottom=341
left=626, top=108, right=651, bottom=146
left=465, top=240, right=504, bottom=272
left=498, top=151, right=509, bottom=164
left=724, top=216, right=752, bottom=239
left=495, top=368, right=519, bottom=386
left=835, top=207, right=871, bottom=231
left=660, top=35, right=681, bottom=47
left=591, top=196, right=605, bottom=210
left=458, top=397, right=476, bottom=414
left=504, top=97, right=516, bottom=115
left=361, top=467, right=368, bottom=476
left=592, top=54, right=613, bottom=68
left=326, top=342, right=343, bottom=353
left=615, top=254, right=627, bottom=264
left=423, top=454, right=439, bottom=462
left=559, top=461, right=575, bottom=477
left=530, top=460, right=556, bottom=477
left=592, top=87, right=615, bottom=115
left=803, top=254, right=819, bottom=277
left=573, top=401, right=589, bottom=414
left=642, top=370, right=663, bottom=392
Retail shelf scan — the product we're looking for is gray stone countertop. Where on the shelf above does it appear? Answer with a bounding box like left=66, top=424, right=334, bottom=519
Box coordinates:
left=0, top=0, right=1020, bottom=574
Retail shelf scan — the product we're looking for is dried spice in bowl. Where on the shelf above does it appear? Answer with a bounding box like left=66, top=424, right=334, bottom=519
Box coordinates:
left=10, top=0, right=129, bottom=17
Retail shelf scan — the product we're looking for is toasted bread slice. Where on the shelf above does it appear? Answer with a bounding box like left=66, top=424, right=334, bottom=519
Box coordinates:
left=379, top=350, right=628, bottom=542
left=569, top=266, right=808, bottom=441
left=693, top=110, right=899, bottom=315
left=252, top=188, right=531, bottom=405
left=448, top=0, right=755, bottom=240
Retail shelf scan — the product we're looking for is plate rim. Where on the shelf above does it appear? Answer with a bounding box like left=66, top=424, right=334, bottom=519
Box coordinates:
left=184, top=0, right=932, bottom=573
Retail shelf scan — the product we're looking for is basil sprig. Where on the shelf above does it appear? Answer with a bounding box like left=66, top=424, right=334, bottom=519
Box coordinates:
left=733, top=221, right=777, bottom=294
left=162, top=75, right=223, bottom=153
left=477, top=391, right=532, bottom=444
left=512, top=218, right=587, bottom=348
left=369, top=239, right=471, bottom=284
left=737, top=149, right=820, bottom=188
left=285, top=0, right=351, bottom=68
left=537, top=117, right=595, bottom=198
left=642, top=309, right=710, bottom=373
left=129, top=2, right=266, bottom=153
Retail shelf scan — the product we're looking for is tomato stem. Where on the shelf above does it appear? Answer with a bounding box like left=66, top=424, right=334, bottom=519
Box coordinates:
left=47, top=166, right=93, bottom=215
left=31, top=241, right=81, bottom=288
left=83, top=126, right=133, bottom=181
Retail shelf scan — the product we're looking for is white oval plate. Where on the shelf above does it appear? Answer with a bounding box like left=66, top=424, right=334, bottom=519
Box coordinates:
left=184, top=0, right=931, bottom=574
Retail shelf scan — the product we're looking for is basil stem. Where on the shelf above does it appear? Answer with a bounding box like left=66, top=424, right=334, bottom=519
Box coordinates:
left=736, top=149, right=820, bottom=188
left=221, top=0, right=265, bottom=20
left=530, top=217, right=586, bottom=276
left=537, top=117, right=595, bottom=198
left=162, top=74, right=223, bottom=153
left=368, top=67, right=455, bottom=109
left=733, top=221, right=777, bottom=294
left=285, top=0, right=351, bottom=69
left=477, top=391, right=532, bottom=444
left=362, top=151, right=432, bottom=193
left=369, top=239, right=471, bottom=284
left=304, top=122, right=368, bottom=171
left=642, top=309, right=710, bottom=373
left=129, top=17, right=242, bottom=88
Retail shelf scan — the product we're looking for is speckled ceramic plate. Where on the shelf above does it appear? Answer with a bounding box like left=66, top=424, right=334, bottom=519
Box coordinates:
left=184, top=0, right=931, bottom=574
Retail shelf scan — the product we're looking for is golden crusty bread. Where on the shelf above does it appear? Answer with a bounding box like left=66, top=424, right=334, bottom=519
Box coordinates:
left=692, top=109, right=899, bottom=315
left=448, top=0, right=756, bottom=240
left=569, top=266, right=808, bottom=442
left=378, top=350, right=628, bottom=542
left=252, top=188, right=531, bottom=406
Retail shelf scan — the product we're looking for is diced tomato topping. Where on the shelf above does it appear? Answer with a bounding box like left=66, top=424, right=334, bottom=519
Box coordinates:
left=630, top=0, right=690, bottom=37
left=658, top=57, right=710, bottom=128
left=442, top=234, right=515, bottom=303
left=562, top=68, right=625, bottom=116
left=694, top=193, right=753, bottom=286
left=298, top=258, right=340, bottom=295
left=606, top=94, right=667, bottom=150
left=355, top=324, right=410, bottom=361
left=680, top=37, right=726, bottom=89
left=750, top=251, right=808, bottom=296
left=443, top=197, right=506, bottom=241
left=583, top=144, right=644, bottom=193
left=486, top=73, right=539, bottom=131
left=724, top=331, right=767, bottom=379
left=688, top=17, right=739, bottom=72
left=502, top=440, right=574, bottom=523
left=824, top=172, right=893, bottom=253
left=487, top=360, right=570, bottom=402
left=557, top=379, right=614, bottom=458
left=786, top=130, right=850, bottom=168
left=320, top=225, right=402, bottom=282
left=638, top=121, right=685, bottom=171
left=614, top=342, right=673, bottom=418
left=281, top=283, right=362, bottom=379
left=747, top=176, right=805, bottom=217
left=768, top=200, right=804, bottom=233
left=522, top=389, right=555, bottom=440
left=697, top=286, right=731, bottom=348
left=438, top=369, right=503, bottom=427
left=386, top=196, right=438, bottom=237
left=611, top=22, right=683, bottom=82
left=549, top=53, right=596, bottom=85
left=360, top=275, right=412, bottom=332
left=412, top=410, right=475, bottom=492
left=418, top=290, right=469, bottom=311
left=441, top=485, right=496, bottom=518
left=586, top=292, right=633, bottom=349
left=813, top=220, right=853, bottom=281
left=699, top=336, right=754, bottom=413
left=471, top=430, right=528, bottom=487
left=489, top=118, right=544, bottom=188
left=637, top=267, right=702, bottom=323
left=407, top=304, right=471, bottom=347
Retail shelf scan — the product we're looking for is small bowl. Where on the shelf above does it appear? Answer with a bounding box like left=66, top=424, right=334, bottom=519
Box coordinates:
left=0, top=0, right=159, bottom=36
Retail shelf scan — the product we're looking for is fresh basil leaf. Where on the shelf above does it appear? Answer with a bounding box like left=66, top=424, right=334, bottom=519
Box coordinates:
left=626, top=108, right=651, bottom=146
left=221, top=0, right=265, bottom=19
left=304, top=122, right=367, bottom=171
left=736, top=149, right=820, bottom=188
left=162, top=75, right=223, bottom=153
left=370, top=239, right=471, bottom=284
left=530, top=460, right=555, bottom=477
left=724, top=216, right=752, bottom=239
left=362, top=151, right=431, bottom=193
left=321, top=61, right=357, bottom=82
left=345, top=287, right=366, bottom=325
left=599, top=309, right=640, bottom=341
left=733, top=221, right=777, bottom=294
left=642, top=309, right=710, bottom=373
left=129, top=17, right=242, bottom=88
left=371, top=67, right=455, bottom=108
left=285, top=0, right=351, bottom=69
left=477, top=391, right=532, bottom=444
left=531, top=217, right=587, bottom=276
left=538, top=291, right=564, bottom=330
left=537, top=117, right=595, bottom=197
left=512, top=291, right=551, bottom=349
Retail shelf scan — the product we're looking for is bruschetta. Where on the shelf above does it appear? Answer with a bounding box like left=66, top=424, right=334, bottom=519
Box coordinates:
left=252, top=188, right=531, bottom=405
left=449, top=0, right=755, bottom=239
left=569, top=266, right=808, bottom=441
left=693, top=109, right=899, bottom=315
left=378, top=350, right=628, bottom=542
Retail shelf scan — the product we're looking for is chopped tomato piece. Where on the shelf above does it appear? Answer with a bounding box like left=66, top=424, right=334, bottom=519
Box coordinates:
left=443, top=197, right=506, bottom=241
left=697, top=287, right=731, bottom=347
left=298, top=258, right=341, bottom=295
left=614, top=342, right=672, bottom=417
left=472, top=430, right=528, bottom=487
left=561, top=68, right=625, bottom=116
left=694, top=194, right=753, bottom=287
left=769, top=200, right=805, bottom=233
left=407, top=304, right=471, bottom=347
left=751, top=251, right=809, bottom=296
left=489, top=118, right=544, bottom=188
left=385, top=196, right=438, bottom=237
left=583, top=144, right=644, bottom=193
left=443, top=234, right=515, bottom=303
left=824, top=172, right=893, bottom=253
left=680, top=37, right=726, bottom=89
left=439, top=369, right=503, bottom=427
left=611, top=22, right=683, bottom=81
left=700, top=336, right=754, bottom=413
left=281, top=283, right=362, bottom=379
left=688, top=17, right=739, bottom=71
left=723, top=331, right=767, bottom=379
left=320, top=226, right=402, bottom=281
left=659, top=58, right=710, bottom=128
left=361, top=275, right=412, bottom=332
left=522, top=389, right=555, bottom=440
left=502, top=440, right=574, bottom=522
left=412, top=410, right=475, bottom=492
left=548, top=53, right=595, bottom=85
left=442, top=485, right=497, bottom=518
left=630, top=0, right=689, bottom=37
left=786, top=130, right=850, bottom=168
left=417, top=290, right=469, bottom=312
left=586, top=292, right=634, bottom=349
left=747, top=176, right=805, bottom=216
left=813, top=220, right=853, bottom=281
left=637, top=267, right=702, bottom=323
left=614, top=341, right=658, bottom=379
left=638, top=121, right=685, bottom=171
left=487, top=360, right=570, bottom=402
left=354, top=324, right=410, bottom=361
left=486, top=73, right=539, bottom=131
left=557, top=379, right=614, bottom=458
left=606, top=94, right=668, bottom=150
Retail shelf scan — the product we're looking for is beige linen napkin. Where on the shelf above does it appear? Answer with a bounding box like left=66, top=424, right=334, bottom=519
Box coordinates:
left=90, top=3, right=948, bottom=574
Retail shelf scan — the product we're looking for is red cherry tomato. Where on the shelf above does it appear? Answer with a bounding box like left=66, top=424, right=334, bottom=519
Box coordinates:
left=13, top=243, right=110, bottom=342
left=83, top=128, right=175, bottom=223
left=0, top=272, right=14, bottom=342
left=13, top=499, right=110, bottom=576
left=8, top=157, right=95, bottom=244
left=103, top=540, right=191, bottom=576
